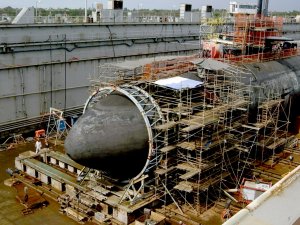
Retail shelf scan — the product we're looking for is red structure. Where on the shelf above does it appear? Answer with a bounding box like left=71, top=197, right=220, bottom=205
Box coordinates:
left=202, top=14, right=298, bottom=63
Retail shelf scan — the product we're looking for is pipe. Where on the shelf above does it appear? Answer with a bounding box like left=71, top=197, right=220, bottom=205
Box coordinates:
left=263, top=0, right=269, bottom=17
left=257, top=0, right=263, bottom=16
left=223, top=190, right=238, bottom=203
left=85, top=0, right=87, bottom=23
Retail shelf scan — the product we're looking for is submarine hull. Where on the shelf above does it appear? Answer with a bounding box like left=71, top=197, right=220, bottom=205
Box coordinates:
left=65, top=93, right=149, bottom=181
left=65, top=55, right=300, bottom=181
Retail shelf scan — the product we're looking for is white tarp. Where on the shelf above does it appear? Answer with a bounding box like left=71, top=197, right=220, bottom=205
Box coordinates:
left=154, top=76, right=203, bottom=90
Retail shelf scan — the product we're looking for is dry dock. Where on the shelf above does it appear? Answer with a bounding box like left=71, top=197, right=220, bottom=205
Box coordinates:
left=0, top=142, right=80, bottom=225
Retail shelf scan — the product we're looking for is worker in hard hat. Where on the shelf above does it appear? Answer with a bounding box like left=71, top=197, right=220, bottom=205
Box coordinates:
left=35, top=139, right=42, bottom=154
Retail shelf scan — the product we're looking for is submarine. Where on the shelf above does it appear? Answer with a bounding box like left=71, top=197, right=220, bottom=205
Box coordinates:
left=64, top=56, right=300, bottom=181
left=65, top=91, right=150, bottom=181
left=65, top=0, right=300, bottom=181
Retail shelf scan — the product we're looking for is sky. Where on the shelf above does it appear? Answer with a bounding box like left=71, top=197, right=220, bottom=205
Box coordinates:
left=0, top=0, right=299, bottom=11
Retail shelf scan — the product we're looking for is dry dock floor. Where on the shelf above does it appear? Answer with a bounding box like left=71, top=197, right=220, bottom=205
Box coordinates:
left=1, top=139, right=300, bottom=225
left=0, top=142, right=80, bottom=225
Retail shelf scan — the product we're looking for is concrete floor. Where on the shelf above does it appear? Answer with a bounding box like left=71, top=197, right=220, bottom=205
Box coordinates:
left=0, top=142, right=80, bottom=225
left=2, top=139, right=298, bottom=225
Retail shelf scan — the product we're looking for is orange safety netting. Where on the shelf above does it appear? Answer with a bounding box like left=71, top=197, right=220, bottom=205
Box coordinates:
left=233, top=14, right=283, bottom=47
left=141, top=55, right=198, bottom=81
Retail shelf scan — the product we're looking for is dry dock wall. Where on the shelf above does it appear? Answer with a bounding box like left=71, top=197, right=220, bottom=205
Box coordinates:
left=0, top=22, right=300, bottom=135
left=0, top=23, right=200, bottom=134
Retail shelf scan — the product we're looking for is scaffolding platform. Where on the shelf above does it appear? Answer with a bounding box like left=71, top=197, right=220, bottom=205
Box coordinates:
left=155, top=166, right=176, bottom=175
left=160, top=145, right=176, bottom=153
left=258, top=99, right=284, bottom=109
left=177, top=142, right=197, bottom=151
left=209, top=100, right=249, bottom=114
left=174, top=181, right=193, bottom=193
left=176, top=162, right=211, bottom=172
left=254, top=120, right=273, bottom=128
left=180, top=115, right=219, bottom=133
left=179, top=170, right=200, bottom=180
left=198, top=172, right=230, bottom=191
left=176, top=172, right=231, bottom=193
left=242, top=124, right=262, bottom=131
left=161, top=107, right=192, bottom=116
left=266, top=138, right=287, bottom=150
left=155, top=121, right=177, bottom=131
left=176, top=162, right=198, bottom=171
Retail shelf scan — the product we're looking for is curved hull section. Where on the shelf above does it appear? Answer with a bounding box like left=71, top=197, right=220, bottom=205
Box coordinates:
left=247, top=56, right=300, bottom=102
left=65, top=93, right=149, bottom=181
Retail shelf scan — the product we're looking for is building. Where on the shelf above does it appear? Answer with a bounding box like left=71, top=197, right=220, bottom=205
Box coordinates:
left=229, top=1, right=257, bottom=15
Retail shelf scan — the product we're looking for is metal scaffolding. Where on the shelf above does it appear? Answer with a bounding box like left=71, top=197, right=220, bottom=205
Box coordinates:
left=252, top=87, right=291, bottom=166
left=82, top=55, right=293, bottom=221
left=150, top=57, right=291, bottom=217
left=46, top=107, right=70, bottom=144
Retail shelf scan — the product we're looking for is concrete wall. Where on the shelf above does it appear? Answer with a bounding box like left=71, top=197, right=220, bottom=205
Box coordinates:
left=26, top=166, right=37, bottom=178
left=50, top=157, right=57, bottom=165
left=0, top=22, right=299, bottom=135
left=40, top=173, right=49, bottom=184
left=67, top=165, right=75, bottom=173
left=0, top=23, right=200, bottom=134
left=51, top=179, right=63, bottom=191
left=113, top=208, right=128, bottom=224
left=15, top=158, right=23, bottom=171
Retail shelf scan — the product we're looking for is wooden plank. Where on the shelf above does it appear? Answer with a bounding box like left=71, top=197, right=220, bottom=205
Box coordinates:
left=155, top=121, right=177, bottom=131
left=174, top=182, right=193, bottom=193
left=235, top=145, right=249, bottom=152
left=181, top=124, right=204, bottom=133
left=160, top=145, right=176, bottom=153
left=161, top=107, right=191, bottom=116
left=267, top=138, right=287, bottom=149
left=180, top=114, right=219, bottom=132
left=154, top=166, right=176, bottom=175
left=176, top=162, right=197, bottom=171
left=237, top=107, right=248, bottom=111
left=258, top=99, right=283, bottom=109
left=179, top=170, right=200, bottom=180
left=242, top=124, right=261, bottom=131
left=177, top=142, right=197, bottom=151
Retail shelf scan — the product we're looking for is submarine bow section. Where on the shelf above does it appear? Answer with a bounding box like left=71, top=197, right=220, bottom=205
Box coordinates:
left=65, top=85, right=164, bottom=181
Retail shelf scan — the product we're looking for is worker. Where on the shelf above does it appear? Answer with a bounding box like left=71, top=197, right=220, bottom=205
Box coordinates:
left=35, top=139, right=42, bottom=154
left=23, top=186, right=28, bottom=203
